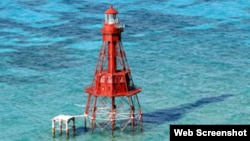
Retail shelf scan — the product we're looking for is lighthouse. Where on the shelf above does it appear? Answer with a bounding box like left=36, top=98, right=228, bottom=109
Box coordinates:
left=83, top=5, right=142, bottom=135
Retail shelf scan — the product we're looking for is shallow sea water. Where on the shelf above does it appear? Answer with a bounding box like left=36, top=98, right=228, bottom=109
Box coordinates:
left=1, top=0, right=250, bottom=141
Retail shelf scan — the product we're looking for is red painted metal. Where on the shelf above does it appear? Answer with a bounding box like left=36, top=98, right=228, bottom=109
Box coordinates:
left=105, top=5, right=118, bottom=14
left=84, top=5, right=142, bottom=135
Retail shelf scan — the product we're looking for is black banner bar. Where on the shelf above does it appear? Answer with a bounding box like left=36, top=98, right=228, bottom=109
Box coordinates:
left=170, top=125, right=250, bottom=141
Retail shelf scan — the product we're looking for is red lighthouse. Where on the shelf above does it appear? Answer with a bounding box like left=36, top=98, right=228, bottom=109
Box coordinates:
left=84, top=5, right=142, bottom=135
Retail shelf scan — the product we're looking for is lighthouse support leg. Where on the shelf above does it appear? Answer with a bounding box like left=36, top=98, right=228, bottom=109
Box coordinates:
left=128, top=96, right=135, bottom=132
left=135, top=95, right=143, bottom=131
left=111, top=97, right=115, bottom=137
left=91, top=96, right=97, bottom=133
left=84, top=95, right=92, bottom=130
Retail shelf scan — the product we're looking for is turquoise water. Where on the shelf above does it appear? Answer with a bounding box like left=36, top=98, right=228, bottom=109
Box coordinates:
left=1, top=0, right=250, bottom=141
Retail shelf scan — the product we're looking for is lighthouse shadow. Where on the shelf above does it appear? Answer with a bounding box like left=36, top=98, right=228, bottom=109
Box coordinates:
left=143, top=94, right=234, bottom=125
left=74, top=127, right=90, bottom=135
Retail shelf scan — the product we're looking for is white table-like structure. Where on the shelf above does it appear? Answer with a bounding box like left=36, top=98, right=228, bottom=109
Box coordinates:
left=51, top=115, right=76, bottom=137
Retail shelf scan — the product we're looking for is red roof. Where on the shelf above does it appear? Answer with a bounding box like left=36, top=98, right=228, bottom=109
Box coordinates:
left=105, top=5, right=118, bottom=14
